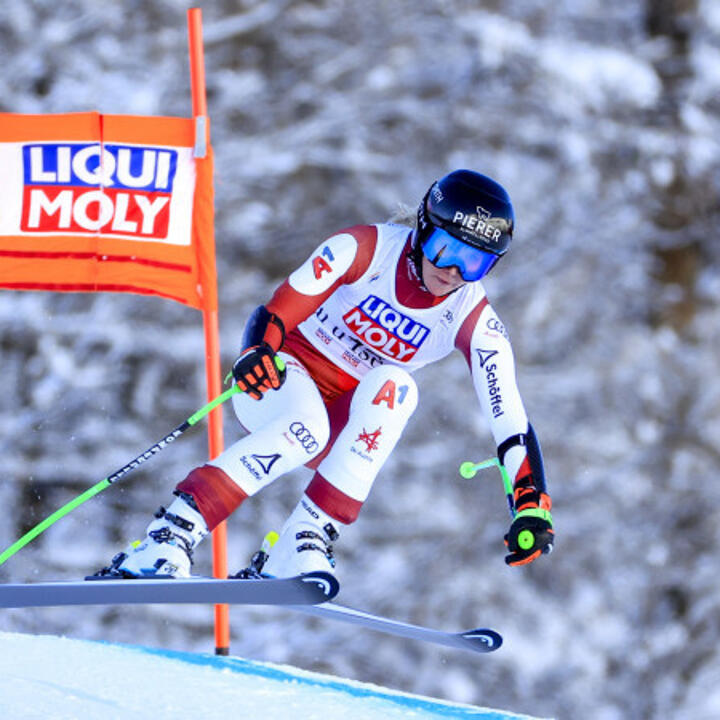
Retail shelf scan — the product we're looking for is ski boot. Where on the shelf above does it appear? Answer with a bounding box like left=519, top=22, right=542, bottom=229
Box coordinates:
left=93, top=493, right=208, bottom=578
left=253, top=496, right=339, bottom=579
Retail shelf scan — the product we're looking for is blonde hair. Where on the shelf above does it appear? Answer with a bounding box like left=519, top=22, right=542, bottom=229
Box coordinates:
left=387, top=202, right=417, bottom=228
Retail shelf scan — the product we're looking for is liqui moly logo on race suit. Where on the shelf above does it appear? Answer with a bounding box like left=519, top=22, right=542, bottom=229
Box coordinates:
left=343, top=295, right=430, bottom=362
left=20, top=143, right=179, bottom=240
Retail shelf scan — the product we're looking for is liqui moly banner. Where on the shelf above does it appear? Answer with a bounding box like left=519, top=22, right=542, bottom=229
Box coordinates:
left=0, top=112, right=217, bottom=310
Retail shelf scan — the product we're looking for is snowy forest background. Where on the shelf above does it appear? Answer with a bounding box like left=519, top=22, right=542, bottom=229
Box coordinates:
left=1, top=1, right=719, bottom=718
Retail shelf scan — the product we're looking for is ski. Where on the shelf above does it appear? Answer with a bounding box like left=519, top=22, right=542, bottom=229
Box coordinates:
left=0, top=571, right=339, bottom=609
left=0, top=572, right=498, bottom=654
left=287, top=601, right=502, bottom=655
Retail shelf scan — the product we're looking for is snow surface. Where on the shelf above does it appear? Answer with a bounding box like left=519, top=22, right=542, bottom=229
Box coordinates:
left=0, top=631, right=549, bottom=720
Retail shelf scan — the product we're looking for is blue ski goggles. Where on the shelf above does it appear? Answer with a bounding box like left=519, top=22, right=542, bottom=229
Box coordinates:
left=421, top=227, right=499, bottom=281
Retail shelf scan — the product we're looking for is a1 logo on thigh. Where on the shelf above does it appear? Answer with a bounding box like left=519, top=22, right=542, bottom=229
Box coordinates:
left=371, top=380, right=411, bottom=409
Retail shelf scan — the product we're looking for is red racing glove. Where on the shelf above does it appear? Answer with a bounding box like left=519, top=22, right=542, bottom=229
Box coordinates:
left=231, top=344, right=286, bottom=400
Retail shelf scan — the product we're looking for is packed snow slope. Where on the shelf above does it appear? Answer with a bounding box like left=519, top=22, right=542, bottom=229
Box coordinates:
left=0, top=631, right=550, bottom=720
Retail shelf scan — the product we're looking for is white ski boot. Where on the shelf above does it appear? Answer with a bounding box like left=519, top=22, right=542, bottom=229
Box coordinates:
left=259, top=496, right=340, bottom=578
left=98, top=493, right=208, bottom=578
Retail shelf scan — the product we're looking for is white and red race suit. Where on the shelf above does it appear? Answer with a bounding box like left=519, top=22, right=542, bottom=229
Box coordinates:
left=177, top=224, right=542, bottom=530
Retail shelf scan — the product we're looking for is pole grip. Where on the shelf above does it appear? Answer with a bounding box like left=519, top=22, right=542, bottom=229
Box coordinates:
left=459, top=457, right=515, bottom=518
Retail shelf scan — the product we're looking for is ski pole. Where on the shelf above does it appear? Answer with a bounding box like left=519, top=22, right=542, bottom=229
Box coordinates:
left=0, top=383, right=245, bottom=568
left=459, top=458, right=515, bottom=518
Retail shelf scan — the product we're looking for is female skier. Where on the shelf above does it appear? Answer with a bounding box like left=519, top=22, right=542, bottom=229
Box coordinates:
left=98, top=169, right=554, bottom=579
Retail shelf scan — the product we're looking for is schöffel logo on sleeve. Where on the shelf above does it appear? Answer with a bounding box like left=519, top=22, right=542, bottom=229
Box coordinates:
left=343, top=295, right=430, bottom=362
left=21, top=143, right=179, bottom=239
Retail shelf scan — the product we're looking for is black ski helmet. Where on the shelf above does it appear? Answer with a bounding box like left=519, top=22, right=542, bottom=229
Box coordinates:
left=414, top=169, right=515, bottom=269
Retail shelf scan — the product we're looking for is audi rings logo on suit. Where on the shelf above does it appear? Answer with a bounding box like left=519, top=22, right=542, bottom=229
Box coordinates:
left=288, top=422, right=319, bottom=453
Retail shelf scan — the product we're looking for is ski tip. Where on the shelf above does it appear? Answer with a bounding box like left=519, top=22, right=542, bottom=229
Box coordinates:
left=300, top=571, right=340, bottom=602
left=459, top=628, right=503, bottom=653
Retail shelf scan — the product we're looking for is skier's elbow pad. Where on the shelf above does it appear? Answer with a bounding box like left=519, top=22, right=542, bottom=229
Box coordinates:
left=497, top=423, right=548, bottom=493
left=242, top=305, right=286, bottom=352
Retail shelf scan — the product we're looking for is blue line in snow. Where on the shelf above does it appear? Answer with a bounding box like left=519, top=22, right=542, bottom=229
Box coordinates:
left=133, top=644, right=534, bottom=720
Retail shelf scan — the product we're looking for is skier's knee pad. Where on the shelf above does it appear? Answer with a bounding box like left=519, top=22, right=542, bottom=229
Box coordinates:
left=208, top=409, right=330, bottom=497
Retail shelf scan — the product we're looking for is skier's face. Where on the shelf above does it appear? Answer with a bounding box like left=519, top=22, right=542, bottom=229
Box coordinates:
left=421, top=255, right=467, bottom=296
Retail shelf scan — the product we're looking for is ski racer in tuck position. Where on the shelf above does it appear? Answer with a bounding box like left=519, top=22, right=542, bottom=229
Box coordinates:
left=97, top=169, right=554, bottom=580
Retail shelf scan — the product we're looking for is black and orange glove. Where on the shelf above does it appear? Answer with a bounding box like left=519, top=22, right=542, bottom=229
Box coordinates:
left=231, top=344, right=286, bottom=400
left=504, top=476, right=554, bottom=566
